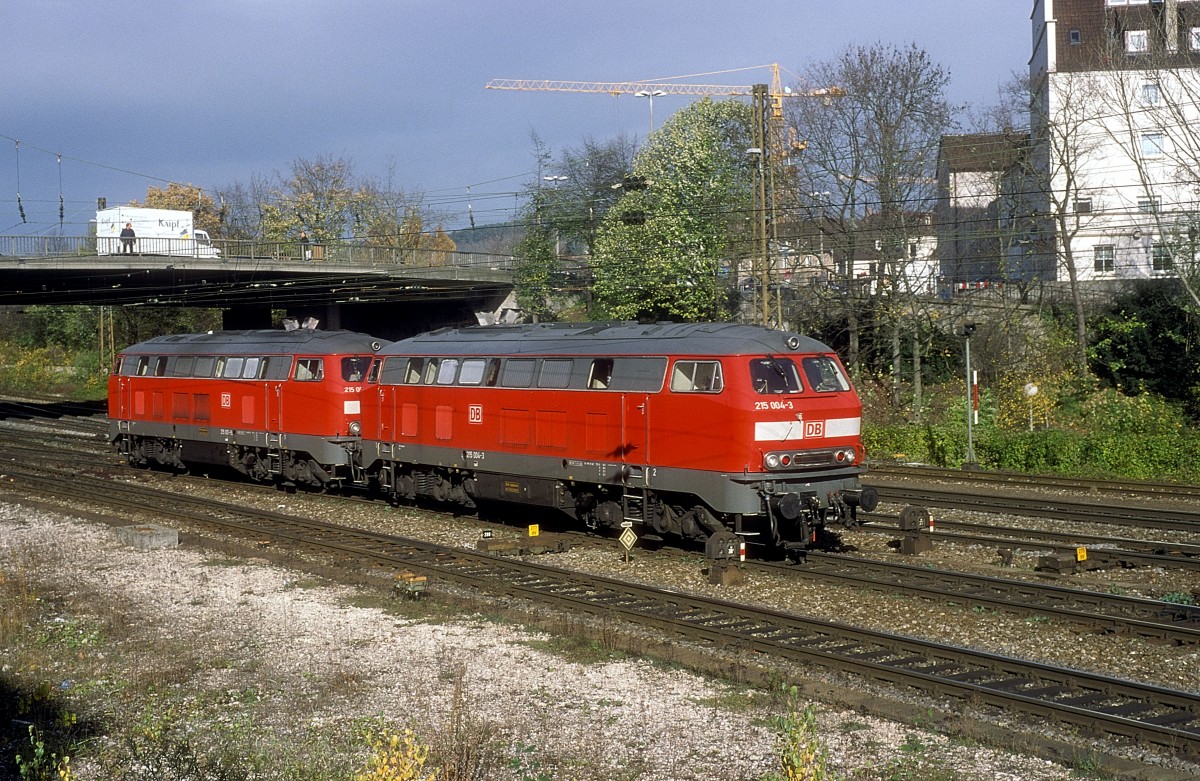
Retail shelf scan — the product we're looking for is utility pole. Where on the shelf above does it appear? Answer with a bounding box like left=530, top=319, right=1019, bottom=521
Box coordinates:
left=751, top=84, right=771, bottom=327
left=962, top=322, right=978, bottom=469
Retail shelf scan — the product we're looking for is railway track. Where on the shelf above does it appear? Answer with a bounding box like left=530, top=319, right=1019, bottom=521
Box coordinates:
left=866, top=484, right=1200, bottom=534
left=774, top=552, right=1200, bottom=645
left=857, top=515, right=1200, bottom=572
left=5, top=403, right=1200, bottom=647
left=2, top=461, right=1199, bottom=760
left=867, top=462, right=1200, bottom=502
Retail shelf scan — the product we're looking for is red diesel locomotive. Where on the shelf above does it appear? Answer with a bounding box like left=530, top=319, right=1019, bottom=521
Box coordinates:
left=361, top=322, right=876, bottom=552
left=109, top=329, right=382, bottom=488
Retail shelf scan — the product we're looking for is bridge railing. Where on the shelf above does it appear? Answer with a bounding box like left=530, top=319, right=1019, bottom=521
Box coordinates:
left=0, top=235, right=516, bottom=271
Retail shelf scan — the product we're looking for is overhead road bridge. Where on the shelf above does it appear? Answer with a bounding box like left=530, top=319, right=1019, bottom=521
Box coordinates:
left=0, top=235, right=518, bottom=341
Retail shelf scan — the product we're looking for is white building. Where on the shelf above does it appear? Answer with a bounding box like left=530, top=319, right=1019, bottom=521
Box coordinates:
left=1030, top=0, right=1200, bottom=282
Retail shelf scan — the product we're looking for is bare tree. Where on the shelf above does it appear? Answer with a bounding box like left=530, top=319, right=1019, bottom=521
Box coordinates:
left=1027, top=69, right=1108, bottom=372
left=787, top=42, right=954, bottom=411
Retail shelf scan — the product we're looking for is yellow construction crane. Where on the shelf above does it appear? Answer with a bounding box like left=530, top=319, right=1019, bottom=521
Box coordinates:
left=486, top=64, right=842, bottom=120
left=487, top=64, right=841, bottom=156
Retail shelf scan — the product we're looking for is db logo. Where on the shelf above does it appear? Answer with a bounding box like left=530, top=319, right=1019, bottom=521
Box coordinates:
left=804, top=420, right=825, bottom=438
left=468, top=404, right=483, bottom=424
left=221, top=392, right=232, bottom=408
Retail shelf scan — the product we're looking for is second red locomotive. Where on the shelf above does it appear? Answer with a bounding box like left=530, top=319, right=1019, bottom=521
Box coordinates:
left=109, top=328, right=382, bottom=488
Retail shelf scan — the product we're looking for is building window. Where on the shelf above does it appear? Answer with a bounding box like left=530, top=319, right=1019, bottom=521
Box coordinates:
left=1152, top=242, right=1174, bottom=272
left=1069, top=28, right=1082, bottom=45
left=1094, top=245, right=1115, bottom=273
left=1126, top=30, right=1149, bottom=53
left=1141, top=133, right=1165, bottom=159
left=1141, top=81, right=1161, bottom=105
left=1138, top=195, right=1160, bottom=213
left=1074, top=198, right=1093, bottom=214
left=1192, top=28, right=1200, bottom=51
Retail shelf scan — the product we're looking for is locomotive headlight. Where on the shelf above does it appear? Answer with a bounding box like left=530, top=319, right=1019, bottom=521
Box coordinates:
left=765, top=453, right=781, bottom=469
left=348, top=421, right=362, bottom=435
left=844, top=448, right=856, bottom=463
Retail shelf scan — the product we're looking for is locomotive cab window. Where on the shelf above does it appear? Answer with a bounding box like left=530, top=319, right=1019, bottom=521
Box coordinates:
left=264, top=358, right=290, bottom=381
left=434, top=358, right=459, bottom=385
left=294, top=358, right=324, bottom=382
left=422, top=358, right=440, bottom=385
left=588, top=359, right=613, bottom=389
left=750, top=358, right=801, bottom=394
left=501, top=358, right=535, bottom=388
left=377, top=357, right=408, bottom=385
left=670, top=360, right=724, bottom=393
left=608, top=357, right=667, bottom=391
left=404, top=357, right=426, bottom=384
left=801, top=356, right=850, bottom=392
left=341, top=356, right=372, bottom=382
left=171, top=356, right=195, bottom=377
left=458, top=358, right=496, bottom=386
left=366, top=358, right=381, bottom=384
left=538, top=359, right=573, bottom=389
left=219, top=357, right=244, bottom=379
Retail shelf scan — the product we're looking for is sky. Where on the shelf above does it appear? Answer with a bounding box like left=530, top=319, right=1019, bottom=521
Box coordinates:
left=0, top=1, right=1031, bottom=237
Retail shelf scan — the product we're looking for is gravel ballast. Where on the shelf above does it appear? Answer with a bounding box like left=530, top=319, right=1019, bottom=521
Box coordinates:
left=0, top=496, right=1106, bottom=781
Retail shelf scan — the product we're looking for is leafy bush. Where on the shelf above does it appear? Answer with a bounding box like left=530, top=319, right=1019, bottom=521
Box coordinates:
left=0, top=342, right=105, bottom=397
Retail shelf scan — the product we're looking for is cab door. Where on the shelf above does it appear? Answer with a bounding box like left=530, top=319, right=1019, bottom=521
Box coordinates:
left=113, top=375, right=133, bottom=419
left=620, top=393, right=650, bottom=478
left=265, top=381, right=282, bottom=434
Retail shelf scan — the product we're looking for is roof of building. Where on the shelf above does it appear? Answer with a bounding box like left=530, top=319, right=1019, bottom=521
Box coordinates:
left=938, top=133, right=1028, bottom=173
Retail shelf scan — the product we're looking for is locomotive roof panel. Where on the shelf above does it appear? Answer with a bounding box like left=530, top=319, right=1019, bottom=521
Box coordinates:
left=119, top=329, right=384, bottom=356
left=380, top=322, right=834, bottom=357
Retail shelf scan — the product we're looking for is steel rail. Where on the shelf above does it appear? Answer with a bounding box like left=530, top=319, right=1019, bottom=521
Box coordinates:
left=857, top=517, right=1200, bottom=571
left=2, top=464, right=1199, bottom=758
left=867, top=463, right=1200, bottom=501
left=771, top=553, right=1200, bottom=644
left=870, top=485, right=1200, bottom=533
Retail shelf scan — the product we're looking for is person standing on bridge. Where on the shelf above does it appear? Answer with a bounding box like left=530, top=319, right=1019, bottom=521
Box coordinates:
left=119, top=222, right=136, bottom=254
left=299, top=230, right=311, bottom=260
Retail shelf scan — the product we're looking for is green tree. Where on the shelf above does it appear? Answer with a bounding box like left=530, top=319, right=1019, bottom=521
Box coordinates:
left=1089, top=280, right=1200, bottom=415
left=512, top=211, right=558, bottom=321
left=259, top=155, right=357, bottom=244
left=591, top=98, right=754, bottom=322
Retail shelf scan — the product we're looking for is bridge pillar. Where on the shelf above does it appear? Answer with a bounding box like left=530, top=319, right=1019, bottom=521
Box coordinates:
left=222, top=304, right=274, bottom=331
left=285, top=303, right=344, bottom=331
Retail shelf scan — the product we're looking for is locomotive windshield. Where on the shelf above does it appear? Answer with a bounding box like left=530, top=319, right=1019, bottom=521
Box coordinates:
left=801, top=356, right=850, bottom=392
left=341, top=356, right=373, bottom=382
left=750, top=358, right=802, bottom=394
